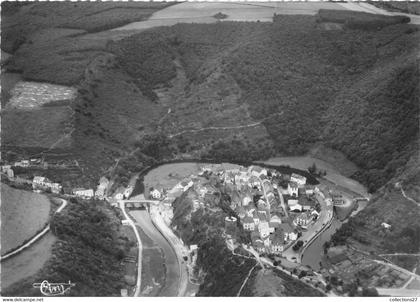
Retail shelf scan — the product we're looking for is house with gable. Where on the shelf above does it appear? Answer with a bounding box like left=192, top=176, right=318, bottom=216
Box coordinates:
left=271, top=229, right=285, bottom=254
left=73, top=188, right=94, bottom=199
left=255, top=241, right=265, bottom=253
left=281, top=222, right=298, bottom=242
left=291, top=173, right=306, bottom=187
left=294, top=212, right=313, bottom=229
left=243, top=216, right=255, bottom=231
left=288, top=182, right=299, bottom=197
left=298, top=195, right=316, bottom=211
left=253, top=211, right=260, bottom=225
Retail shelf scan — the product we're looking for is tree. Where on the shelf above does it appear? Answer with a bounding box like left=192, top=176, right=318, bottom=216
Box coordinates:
left=308, top=163, right=317, bottom=175
left=326, top=284, right=332, bottom=292
left=362, top=287, right=378, bottom=297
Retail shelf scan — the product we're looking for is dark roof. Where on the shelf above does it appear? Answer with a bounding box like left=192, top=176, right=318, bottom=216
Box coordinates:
left=243, top=216, right=254, bottom=224
left=328, top=253, right=348, bottom=264
left=289, top=182, right=298, bottom=188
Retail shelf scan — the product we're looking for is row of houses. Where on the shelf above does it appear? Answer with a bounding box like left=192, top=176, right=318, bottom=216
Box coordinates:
left=33, top=176, right=63, bottom=194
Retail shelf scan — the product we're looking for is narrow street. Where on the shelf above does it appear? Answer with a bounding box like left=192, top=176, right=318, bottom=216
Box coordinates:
left=119, top=201, right=143, bottom=297
left=276, top=187, right=288, bottom=218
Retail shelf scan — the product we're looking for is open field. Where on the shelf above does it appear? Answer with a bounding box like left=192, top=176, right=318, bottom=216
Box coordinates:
left=143, top=162, right=241, bottom=191
left=250, top=268, right=324, bottom=296
left=114, top=1, right=351, bottom=31
left=1, top=184, right=51, bottom=254
left=1, top=232, right=56, bottom=290
left=260, top=155, right=368, bottom=197
left=6, top=81, right=77, bottom=109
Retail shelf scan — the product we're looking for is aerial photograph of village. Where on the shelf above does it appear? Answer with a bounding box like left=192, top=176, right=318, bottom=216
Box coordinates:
left=1, top=0, right=419, bottom=299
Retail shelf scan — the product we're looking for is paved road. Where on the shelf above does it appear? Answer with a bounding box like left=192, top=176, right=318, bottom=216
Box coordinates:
left=282, top=187, right=333, bottom=263
left=276, top=187, right=288, bottom=218
left=168, top=111, right=283, bottom=139
left=1, top=198, right=68, bottom=261
left=130, top=210, right=181, bottom=297
left=119, top=202, right=143, bottom=297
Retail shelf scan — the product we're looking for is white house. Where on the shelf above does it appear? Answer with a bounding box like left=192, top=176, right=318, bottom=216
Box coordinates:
left=294, top=212, right=312, bottom=228
left=1, top=165, right=12, bottom=173
left=253, top=212, right=260, bottom=225
left=95, top=177, right=109, bottom=199
left=242, top=196, right=252, bottom=206
left=258, top=221, right=271, bottom=238
left=150, top=188, right=162, bottom=200
left=270, top=215, right=282, bottom=226
left=33, top=176, right=48, bottom=187
left=256, top=241, right=265, bottom=253
left=290, top=204, right=303, bottom=212
left=287, top=199, right=299, bottom=206
left=124, top=186, right=133, bottom=199
left=311, top=209, right=320, bottom=218
left=73, top=188, right=94, bottom=199
left=381, top=222, right=392, bottom=229
left=288, top=182, right=299, bottom=197
left=243, top=216, right=255, bottom=231
left=50, top=183, right=62, bottom=194
left=305, top=185, right=315, bottom=195
left=6, top=168, right=14, bottom=178
left=291, top=173, right=306, bottom=187
left=271, top=231, right=285, bottom=254
left=14, top=160, right=29, bottom=167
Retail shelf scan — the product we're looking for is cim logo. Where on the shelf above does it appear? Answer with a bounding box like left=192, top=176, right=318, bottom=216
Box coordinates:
left=33, top=280, right=75, bottom=296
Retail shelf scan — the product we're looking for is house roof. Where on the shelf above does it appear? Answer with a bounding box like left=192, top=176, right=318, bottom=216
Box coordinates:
left=271, top=230, right=284, bottom=245
left=279, top=223, right=295, bottom=234
left=291, top=173, right=306, bottom=181
left=288, top=181, right=298, bottom=188
left=270, top=215, right=281, bottom=223
left=237, top=206, right=247, bottom=215
left=251, top=231, right=260, bottom=240
left=290, top=204, right=303, bottom=211
left=258, top=211, right=268, bottom=222
left=328, top=253, right=348, bottom=264
left=243, top=216, right=254, bottom=224
left=256, top=241, right=264, bottom=248
left=298, top=212, right=312, bottom=220
left=299, top=196, right=315, bottom=207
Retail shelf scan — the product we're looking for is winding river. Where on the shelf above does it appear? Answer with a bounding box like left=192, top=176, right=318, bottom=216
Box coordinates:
left=137, top=156, right=367, bottom=285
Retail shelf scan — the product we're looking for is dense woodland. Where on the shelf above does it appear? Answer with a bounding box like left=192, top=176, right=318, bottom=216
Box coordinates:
left=171, top=185, right=257, bottom=296
left=2, top=198, right=131, bottom=296
left=109, top=14, right=419, bottom=193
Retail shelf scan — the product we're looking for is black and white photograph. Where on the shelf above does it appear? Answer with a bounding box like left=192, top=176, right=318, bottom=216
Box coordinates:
left=1, top=0, right=419, bottom=299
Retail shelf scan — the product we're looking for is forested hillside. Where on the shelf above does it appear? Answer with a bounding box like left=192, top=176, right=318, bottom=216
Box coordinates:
left=1, top=198, right=131, bottom=296
left=108, top=15, right=419, bottom=192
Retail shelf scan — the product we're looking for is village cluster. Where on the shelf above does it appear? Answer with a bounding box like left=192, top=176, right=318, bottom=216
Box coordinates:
left=147, top=165, right=324, bottom=256
left=0, top=159, right=115, bottom=200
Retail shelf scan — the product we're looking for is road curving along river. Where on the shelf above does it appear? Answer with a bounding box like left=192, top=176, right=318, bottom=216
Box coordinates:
left=132, top=155, right=368, bottom=293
